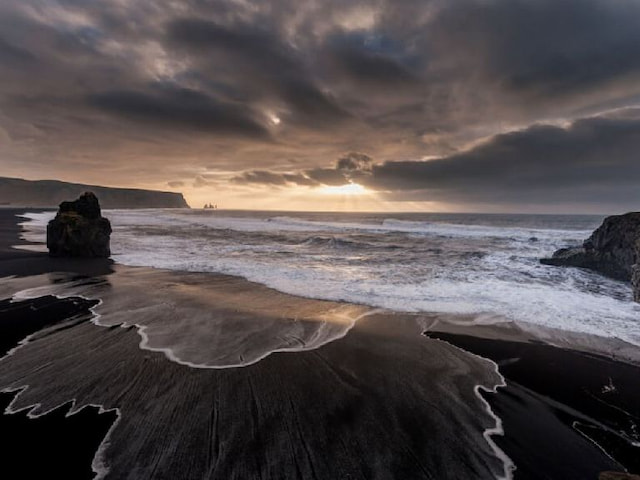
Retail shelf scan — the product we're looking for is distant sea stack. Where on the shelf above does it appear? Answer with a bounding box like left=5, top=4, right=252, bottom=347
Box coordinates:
left=541, top=212, right=640, bottom=302
left=47, top=192, right=112, bottom=258
left=0, top=177, right=189, bottom=209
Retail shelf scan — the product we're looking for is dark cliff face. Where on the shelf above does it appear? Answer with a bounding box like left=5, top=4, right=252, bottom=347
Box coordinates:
left=582, top=213, right=640, bottom=281
left=541, top=212, right=640, bottom=302
left=0, top=177, right=189, bottom=209
left=47, top=192, right=112, bottom=258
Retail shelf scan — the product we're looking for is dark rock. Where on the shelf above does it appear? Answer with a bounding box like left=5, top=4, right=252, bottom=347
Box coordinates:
left=59, top=191, right=102, bottom=219
left=580, top=212, right=640, bottom=281
left=47, top=192, right=112, bottom=258
left=541, top=212, right=640, bottom=301
left=540, top=246, right=591, bottom=268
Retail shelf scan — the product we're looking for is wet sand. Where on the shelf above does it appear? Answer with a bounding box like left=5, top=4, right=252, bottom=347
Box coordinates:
left=0, top=293, right=117, bottom=479
left=1, top=209, right=639, bottom=479
left=426, top=329, right=640, bottom=478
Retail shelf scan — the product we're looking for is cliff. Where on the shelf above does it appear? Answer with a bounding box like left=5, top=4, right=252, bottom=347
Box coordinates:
left=0, top=177, right=189, bottom=209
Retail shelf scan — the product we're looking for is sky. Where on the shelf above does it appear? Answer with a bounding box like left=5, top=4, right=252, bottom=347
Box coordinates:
left=1, top=0, right=640, bottom=213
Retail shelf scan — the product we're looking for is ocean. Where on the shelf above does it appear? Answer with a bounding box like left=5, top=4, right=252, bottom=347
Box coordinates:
left=19, top=209, right=640, bottom=346
left=6, top=208, right=640, bottom=479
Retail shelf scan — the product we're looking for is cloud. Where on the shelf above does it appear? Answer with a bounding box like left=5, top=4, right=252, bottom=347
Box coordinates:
left=234, top=152, right=374, bottom=188
left=336, top=152, right=373, bottom=172
left=305, top=168, right=349, bottom=186
left=233, top=170, right=320, bottom=187
left=321, top=31, right=419, bottom=91
left=233, top=170, right=290, bottom=186
left=193, top=175, right=214, bottom=188
left=165, top=18, right=298, bottom=74
left=232, top=110, right=640, bottom=211
left=0, top=35, right=36, bottom=66
left=428, top=0, right=640, bottom=98
left=365, top=109, right=640, bottom=209
left=88, top=86, right=270, bottom=138
left=165, top=17, right=352, bottom=128
left=167, top=180, right=184, bottom=188
left=306, top=151, right=374, bottom=185
left=329, top=47, right=416, bottom=87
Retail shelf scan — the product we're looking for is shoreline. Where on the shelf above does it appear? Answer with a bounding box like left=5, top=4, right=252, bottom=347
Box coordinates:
left=1, top=209, right=639, bottom=479
left=12, top=208, right=640, bottom=366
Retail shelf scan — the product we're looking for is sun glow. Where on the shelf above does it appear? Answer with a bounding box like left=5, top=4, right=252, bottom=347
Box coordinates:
left=318, top=183, right=368, bottom=195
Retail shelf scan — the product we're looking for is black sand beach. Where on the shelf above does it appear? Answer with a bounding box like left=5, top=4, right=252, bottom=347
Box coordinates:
left=427, top=329, right=640, bottom=478
left=1, top=209, right=639, bottom=479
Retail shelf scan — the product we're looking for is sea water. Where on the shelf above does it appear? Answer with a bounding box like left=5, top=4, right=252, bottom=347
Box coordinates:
left=20, top=209, right=640, bottom=345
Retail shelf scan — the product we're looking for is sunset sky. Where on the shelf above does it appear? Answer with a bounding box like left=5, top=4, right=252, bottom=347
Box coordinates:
left=1, top=0, right=640, bottom=212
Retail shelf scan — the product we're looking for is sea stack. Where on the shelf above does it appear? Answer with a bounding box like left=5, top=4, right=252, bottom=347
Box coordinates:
left=541, top=212, right=640, bottom=302
left=46, top=192, right=112, bottom=258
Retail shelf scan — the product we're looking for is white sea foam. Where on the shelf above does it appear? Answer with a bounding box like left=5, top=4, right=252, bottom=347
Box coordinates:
left=16, top=211, right=55, bottom=244
left=17, top=210, right=640, bottom=347
left=9, top=275, right=372, bottom=370
left=380, top=218, right=587, bottom=240
left=430, top=336, right=515, bottom=480
left=103, top=210, right=591, bottom=241
left=16, top=211, right=55, bottom=227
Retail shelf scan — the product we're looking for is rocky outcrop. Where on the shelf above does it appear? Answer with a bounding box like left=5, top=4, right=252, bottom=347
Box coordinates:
left=47, top=192, right=112, bottom=258
left=541, top=212, right=640, bottom=301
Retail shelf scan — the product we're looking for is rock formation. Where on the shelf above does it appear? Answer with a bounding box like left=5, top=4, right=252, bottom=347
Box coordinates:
left=47, top=192, right=112, bottom=258
left=541, top=212, right=640, bottom=301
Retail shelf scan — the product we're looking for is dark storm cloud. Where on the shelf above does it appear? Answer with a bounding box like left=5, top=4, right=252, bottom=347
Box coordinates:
left=336, top=152, right=373, bottom=172
left=321, top=31, right=419, bottom=90
left=166, top=18, right=297, bottom=72
left=427, top=0, right=640, bottom=99
left=0, top=36, right=36, bottom=66
left=165, top=17, right=351, bottom=127
left=366, top=111, right=640, bottom=208
left=88, top=86, right=270, bottom=138
left=277, top=80, right=351, bottom=127
left=330, top=48, right=415, bottom=87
